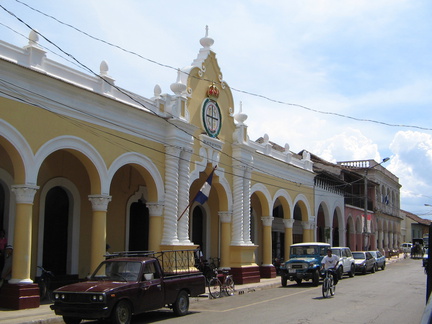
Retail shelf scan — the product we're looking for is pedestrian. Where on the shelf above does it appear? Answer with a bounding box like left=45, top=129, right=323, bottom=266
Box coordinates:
left=1, top=245, right=13, bottom=286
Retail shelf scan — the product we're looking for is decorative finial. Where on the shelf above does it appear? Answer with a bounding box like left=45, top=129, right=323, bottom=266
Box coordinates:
left=28, top=30, right=39, bottom=45
left=100, top=60, right=109, bottom=76
left=170, top=69, right=186, bottom=95
left=234, top=101, right=248, bottom=124
left=200, top=25, right=214, bottom=48
left=154, top=84, right=162, bottom=98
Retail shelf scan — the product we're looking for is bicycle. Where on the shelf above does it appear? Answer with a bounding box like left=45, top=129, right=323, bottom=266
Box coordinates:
left=207, top=268, right=222, bottom=299
left=221, top=269, right=235, bottom=296
left=207, top=268, right=235, bottom=298
left=322, top=269, right=336, bottom=298
left=36, top=266, right=55, bottom=301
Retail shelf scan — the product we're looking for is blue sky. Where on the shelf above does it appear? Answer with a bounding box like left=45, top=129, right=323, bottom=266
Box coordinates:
left=1, top=0, right=432, bottom=218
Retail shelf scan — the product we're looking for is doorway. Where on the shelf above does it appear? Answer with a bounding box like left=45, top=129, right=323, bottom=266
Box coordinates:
left=128, top=199, right=149, bottom=251
left=43, top=186, right=69, bottom=275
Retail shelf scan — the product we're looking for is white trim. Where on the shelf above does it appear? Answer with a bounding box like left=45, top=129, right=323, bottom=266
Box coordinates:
left=34, top=136, right=108, bottom=194
left=108, top=152, right=164, bottom=201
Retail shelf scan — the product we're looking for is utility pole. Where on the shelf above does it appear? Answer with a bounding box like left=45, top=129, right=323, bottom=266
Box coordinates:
left=363, top=170, right=369, bottom=251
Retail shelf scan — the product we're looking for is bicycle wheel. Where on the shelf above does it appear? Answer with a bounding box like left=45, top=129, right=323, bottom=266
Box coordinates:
left=223, top=276, right=235, bottom=296
left=207, top=278, right=221, bottom=299
left=330, top=278, right=335, bottom=296
left=322, top=278, right=330, bottom=298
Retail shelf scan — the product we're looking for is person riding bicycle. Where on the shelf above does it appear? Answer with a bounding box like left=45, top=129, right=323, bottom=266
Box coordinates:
left=321, top=248, right=340, bottom=285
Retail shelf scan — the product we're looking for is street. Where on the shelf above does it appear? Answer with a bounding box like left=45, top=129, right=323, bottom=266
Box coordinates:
left=106, top=257, right=427, bottom=324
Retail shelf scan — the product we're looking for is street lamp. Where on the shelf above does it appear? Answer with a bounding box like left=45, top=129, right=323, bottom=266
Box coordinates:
left=363, top=157, right=390, bottom=251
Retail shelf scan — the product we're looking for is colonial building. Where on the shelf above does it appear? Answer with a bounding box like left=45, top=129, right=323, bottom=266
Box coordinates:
left=338, top=160, right=402, bottom=255
left=400, top=209, right=430, bottom=244
left=307, top=153, right=345, bottom=247
left=0, top=28, right=320, bottom=307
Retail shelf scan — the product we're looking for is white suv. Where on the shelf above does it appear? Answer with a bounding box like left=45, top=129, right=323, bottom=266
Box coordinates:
left=401, top=243, right=412, bottom=253
left=331, top=247, right=355, bottom=279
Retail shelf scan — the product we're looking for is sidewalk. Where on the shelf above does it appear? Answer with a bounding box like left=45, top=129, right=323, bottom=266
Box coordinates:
left=0, top=254, right=405, bottom=324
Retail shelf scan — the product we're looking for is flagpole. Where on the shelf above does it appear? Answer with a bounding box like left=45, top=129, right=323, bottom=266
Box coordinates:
left=177, top=165, right=217, bottom=222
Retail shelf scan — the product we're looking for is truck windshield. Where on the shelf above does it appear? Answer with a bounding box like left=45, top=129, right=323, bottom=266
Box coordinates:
left=290, top=246, right=327, bottom=257
left=91, top=261, right=141, bottom=281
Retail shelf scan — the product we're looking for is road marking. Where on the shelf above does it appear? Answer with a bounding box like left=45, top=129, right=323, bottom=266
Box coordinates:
left=192, top=287, right=319, bottom=313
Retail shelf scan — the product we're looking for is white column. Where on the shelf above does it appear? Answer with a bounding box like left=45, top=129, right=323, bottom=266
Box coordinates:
left=378, top=230, right=383, bottom=251
left=384, top=231, right=389, bottom=251
left=177, top=149, right=192, bottom=244
left=339, top=228, right=346, bottom=246
left=231, top=164, right=244, bottom=245
left=161, top=146, right=181, bottom=245
left=324, top=226, right=331, bottom=244
left=389, top=232, right=394, bottom=250
left=243, top=166, right=252, bottom=244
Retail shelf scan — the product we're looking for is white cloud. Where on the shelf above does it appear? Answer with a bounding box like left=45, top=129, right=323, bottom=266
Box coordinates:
left=388, top=131, right=432, bottom=212
left=310, top=128, right=381, bottom=162
left=1, top=0, right=431, bottom=218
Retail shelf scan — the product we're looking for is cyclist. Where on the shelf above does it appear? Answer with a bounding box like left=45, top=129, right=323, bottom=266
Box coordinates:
left=321, top=248, right=340, bottom=285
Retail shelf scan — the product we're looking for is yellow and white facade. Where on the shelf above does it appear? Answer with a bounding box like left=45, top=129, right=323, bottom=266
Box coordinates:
left=0, top=28, right=318, bottom=298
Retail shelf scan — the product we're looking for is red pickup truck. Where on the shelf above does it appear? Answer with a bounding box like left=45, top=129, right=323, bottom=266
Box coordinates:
left=50, top=250, right=205, bottom=324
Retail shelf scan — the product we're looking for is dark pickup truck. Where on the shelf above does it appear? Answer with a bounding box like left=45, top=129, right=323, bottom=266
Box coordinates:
left=50, top=250, right=205, bottom=324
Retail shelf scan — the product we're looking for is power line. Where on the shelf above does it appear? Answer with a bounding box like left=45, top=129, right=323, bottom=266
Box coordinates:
left=0, top=4, right=321, bottom=190
left=0, top=78, right=316, bottom=197
left=9, top=0, right=432, bottom=132
left=0, top=3, right=411, bottom=206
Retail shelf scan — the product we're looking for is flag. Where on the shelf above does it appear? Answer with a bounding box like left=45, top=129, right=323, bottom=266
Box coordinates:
left=177, top=166, right=217, bottom=221
left=193, top=169, right=214, bottom=204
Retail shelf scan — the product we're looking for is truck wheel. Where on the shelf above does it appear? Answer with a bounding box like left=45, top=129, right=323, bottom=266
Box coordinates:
left=62, top=317, right=81, bottom=324
left=312, top=269, right=320, bottom=286
left=281, top=276, right=288, bottom=287
left=111, top=300, right=132, bottom=324
left=173, top=290, right=189, bottom=316
left=348, top=264, right=355, bottom=277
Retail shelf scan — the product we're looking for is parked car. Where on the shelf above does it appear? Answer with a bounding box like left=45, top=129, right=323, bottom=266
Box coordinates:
left=423, top=248, right=429, bottom=269
left=369, top=250, right=386, bottom=271
left=331, top=247, right=355, bottom=279
left=50, top=250, right=205, bottom=324
left=401, top=243, right=412, bottom=253
left=352, top=251, right=376, bottom=274
left=280, top=242, right=330, bottom=286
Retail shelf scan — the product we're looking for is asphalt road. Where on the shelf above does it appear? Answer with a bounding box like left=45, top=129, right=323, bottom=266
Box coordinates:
left=114, top=257, right=427, bottom=324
